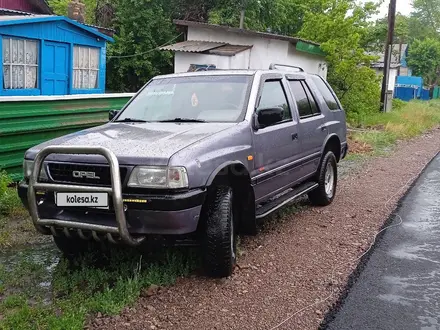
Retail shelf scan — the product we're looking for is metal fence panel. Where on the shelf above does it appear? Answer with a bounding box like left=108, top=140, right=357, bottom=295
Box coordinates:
left=0, top=95, right=133, bottom=181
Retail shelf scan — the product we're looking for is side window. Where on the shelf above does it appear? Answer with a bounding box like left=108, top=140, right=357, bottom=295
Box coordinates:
left=258, top=80, right=292, bottom=122
left=289, top=80, right=313, bottom=118
left=311, top=76, right=340, bottom=110
left=302, top=82, right=320, bottom=114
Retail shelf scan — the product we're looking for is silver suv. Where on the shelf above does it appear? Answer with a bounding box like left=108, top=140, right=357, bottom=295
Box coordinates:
left=19, top=64, right=347, bottom=277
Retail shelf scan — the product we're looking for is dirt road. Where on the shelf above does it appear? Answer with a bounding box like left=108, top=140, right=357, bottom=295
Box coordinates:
left=92, top=128, right=440, bottom=330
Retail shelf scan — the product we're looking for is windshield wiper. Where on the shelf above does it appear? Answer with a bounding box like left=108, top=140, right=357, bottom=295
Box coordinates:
left=114, top=118, right=148, bottom=123
left=158, top=118, right=206, bottom=123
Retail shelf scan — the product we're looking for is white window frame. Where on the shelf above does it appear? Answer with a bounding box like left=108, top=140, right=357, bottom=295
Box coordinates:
left=73, top=46, right=100, bottom=89
left=2, top=37, right=39, bottom=90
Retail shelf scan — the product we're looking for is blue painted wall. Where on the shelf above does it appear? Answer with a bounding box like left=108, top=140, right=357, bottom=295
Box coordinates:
left=0, top=18, right=111, bottom=96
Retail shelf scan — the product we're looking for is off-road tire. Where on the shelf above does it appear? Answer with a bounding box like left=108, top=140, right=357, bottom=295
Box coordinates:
left=53, top=235, right=93, bottom=259
left=203, top=185, right=237, bottom=278
left=308, top=151, right=337, bottom=206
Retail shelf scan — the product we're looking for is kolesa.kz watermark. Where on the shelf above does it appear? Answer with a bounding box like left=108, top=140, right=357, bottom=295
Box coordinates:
left=66, top=195, right=99, bottom=204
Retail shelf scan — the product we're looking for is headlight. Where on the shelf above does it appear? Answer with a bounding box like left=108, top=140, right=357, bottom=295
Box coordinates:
left=23, top=160, right=48, bottom=180
left=127, top=166, right=188, bottom=189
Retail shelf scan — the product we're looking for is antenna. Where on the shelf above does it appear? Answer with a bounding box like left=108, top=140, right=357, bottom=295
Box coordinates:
left=269, top=63, right=304, bottom=72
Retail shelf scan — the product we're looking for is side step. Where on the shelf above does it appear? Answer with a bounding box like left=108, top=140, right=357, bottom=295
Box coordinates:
left=256, top=182, right=318, bottom=219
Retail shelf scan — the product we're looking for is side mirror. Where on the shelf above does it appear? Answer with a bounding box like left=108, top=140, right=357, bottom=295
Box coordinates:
left=109, top=110, right=120, bottom=121
left=255, top=107, right=284, bottom=129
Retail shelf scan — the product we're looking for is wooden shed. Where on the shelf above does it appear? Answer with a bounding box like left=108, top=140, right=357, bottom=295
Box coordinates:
left=0, top=15, right=113, bottom=96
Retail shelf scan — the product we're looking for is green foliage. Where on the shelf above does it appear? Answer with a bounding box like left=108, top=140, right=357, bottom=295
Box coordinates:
left=0, top=172, right=21, bottom=219
left=392, top=98, right=407, bottom=110
left=0, top=246, right=198, bottom=329
left=362, top=14, right=410, bottom=51
left=47, top=0, right=98, bottom=24
left=105, top=0, right=177, bottom=92
left=407, top=38, right=440, bottom=86
left=0, top=171, right=10, bottom=198
left=411, top=0, right=440, bottom=38
left=209, top=0, right=332, bottom=36
left=299, top=0, right=381, bottom=121
left=351, top=100, right=440, bottom=152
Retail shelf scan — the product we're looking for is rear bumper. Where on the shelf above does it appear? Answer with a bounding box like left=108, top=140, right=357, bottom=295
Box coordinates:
left=341, top=142, right=348, bottom=160
left=19, top=182, right=206, bottom=235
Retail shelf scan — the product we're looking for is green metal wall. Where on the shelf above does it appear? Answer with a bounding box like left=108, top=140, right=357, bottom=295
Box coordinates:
left=0, top=95, right=132, bottom=181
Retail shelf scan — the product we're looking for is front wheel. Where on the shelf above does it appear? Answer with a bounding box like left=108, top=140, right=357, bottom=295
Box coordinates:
left=308, top=151, right=338, bottom=206
left=202, top=185, right=237, bottom=278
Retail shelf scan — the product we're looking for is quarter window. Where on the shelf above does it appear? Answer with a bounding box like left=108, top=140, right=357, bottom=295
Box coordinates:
left=73, top=46, right=100, bottom=89
left=258, top=81, right=292, bottom=121
left=289, top=80, right=313, bottom=118
left=289, top=80, right=321, bottom=118
left=302, top=82, right=320, bottom=114
left=311, top=75, right=340, bottom=110
left=2, top=37, right=39, bottom=90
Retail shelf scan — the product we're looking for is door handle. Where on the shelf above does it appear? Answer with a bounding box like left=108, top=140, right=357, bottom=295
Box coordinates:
left=321, top=126, right=328, bottom=131
left=291, top=133, right=299, bottom=140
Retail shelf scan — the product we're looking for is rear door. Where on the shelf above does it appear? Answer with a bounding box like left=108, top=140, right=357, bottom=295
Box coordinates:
left=252, top=75, right=301, bottom=202
left=287, top=79, right=327, bottom=178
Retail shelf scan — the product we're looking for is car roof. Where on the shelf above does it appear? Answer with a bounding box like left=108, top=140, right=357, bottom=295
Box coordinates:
left=153, top=69, right=312, bottom=80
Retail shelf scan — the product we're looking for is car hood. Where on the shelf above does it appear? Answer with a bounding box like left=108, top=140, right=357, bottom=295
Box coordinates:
left=26, top=122, right=237, bottom=165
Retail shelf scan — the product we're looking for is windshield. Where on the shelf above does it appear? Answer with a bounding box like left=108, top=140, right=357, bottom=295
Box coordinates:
left=116, top=75, right=252, bottom=123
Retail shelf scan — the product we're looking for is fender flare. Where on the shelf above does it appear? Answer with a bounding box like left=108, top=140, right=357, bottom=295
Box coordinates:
left=206, top=160, right=248, bottom=187
left=320, top=133, right=341, bottom=161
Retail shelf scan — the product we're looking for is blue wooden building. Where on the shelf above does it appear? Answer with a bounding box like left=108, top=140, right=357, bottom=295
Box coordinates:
left=0, top=15, right=114, bottom=96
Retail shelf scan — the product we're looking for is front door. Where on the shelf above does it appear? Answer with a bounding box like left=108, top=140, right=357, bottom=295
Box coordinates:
left=42, top=41, right=69, bottom=95
left=288, top=79, right=327, bottom=177
left=252, top=77, right=301, bottom=202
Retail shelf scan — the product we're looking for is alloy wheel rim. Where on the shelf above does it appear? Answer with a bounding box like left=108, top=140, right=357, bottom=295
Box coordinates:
left=324, top=162, right=334, bottom=198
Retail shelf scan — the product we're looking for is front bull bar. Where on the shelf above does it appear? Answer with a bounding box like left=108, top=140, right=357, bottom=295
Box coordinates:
left=28, top=146, right=145, bottom=246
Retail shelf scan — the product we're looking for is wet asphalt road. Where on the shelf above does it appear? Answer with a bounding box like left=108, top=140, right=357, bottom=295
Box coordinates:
left=326, top=154, right=440, bottom=330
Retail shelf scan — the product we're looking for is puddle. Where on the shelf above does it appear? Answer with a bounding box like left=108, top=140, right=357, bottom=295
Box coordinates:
left=0, top=242, right=60, bottom=304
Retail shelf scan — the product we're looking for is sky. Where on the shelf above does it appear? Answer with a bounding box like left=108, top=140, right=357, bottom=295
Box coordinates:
left=370, top=0, right=414, bottom=19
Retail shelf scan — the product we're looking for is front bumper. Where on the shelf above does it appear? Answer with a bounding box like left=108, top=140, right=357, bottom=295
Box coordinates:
left=19, top=182, right=206, bottom=236
left=25, top=146, right=205, bottom=246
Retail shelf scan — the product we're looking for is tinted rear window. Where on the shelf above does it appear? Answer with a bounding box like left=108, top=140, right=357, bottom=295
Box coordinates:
left=311, top=76, right=340, bottom=111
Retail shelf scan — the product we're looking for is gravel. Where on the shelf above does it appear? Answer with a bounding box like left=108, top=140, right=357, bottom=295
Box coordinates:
left=92, top=128, right=440, bottom=330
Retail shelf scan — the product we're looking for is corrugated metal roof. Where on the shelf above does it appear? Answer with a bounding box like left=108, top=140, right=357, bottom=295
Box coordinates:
left=0, top=15, right=114, bottom=41
left=161, top=40, right=252, bottom=56
left=0, top=8, right=32, bottom=15
left=371, top=62, right=401, bottom=69
left=0, top=14, right=48, bottom=21
left=0, top=11, right=114, bottom=34
left=174, top=19, right=320, bottom=46
left=161, top=40, right=226, bottom=53
left=209, top=44, right=252, bottom=56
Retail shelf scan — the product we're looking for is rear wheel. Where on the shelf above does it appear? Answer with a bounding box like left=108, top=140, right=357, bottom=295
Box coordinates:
left=308, top=151, right=337, bottom=206
left=202, top=185, right=237, bottom=278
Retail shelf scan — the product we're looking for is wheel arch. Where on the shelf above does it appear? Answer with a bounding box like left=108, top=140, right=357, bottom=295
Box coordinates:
left=204, top=161, right=257, bottom=236
left=321, top=134, right=341, bottom=162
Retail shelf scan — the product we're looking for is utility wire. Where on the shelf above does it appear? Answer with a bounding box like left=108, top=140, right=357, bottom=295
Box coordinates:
left=107, top=33, right=183, bottom=59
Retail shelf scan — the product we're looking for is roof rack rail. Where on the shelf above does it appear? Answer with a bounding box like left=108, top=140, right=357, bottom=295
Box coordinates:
left=269, top=63, right=304, bottom=72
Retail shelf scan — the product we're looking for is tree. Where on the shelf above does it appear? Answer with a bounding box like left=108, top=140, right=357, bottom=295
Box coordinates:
left=407, top=38, right=440, bottom=86
left=48, top=0, right=98, bottom=24
left=299, top=0, right=381, bottom=121
left=362, top=14, right=410, bottom=52
left=105, top=0, right=177, bottom=92
left=208, top=0, right=333, bottom=36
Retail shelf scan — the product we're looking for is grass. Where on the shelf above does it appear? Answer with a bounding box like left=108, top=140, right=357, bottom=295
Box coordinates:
left=349, top=100, right=440, bottom=155
left=0, top=246, right=199, bottom=330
